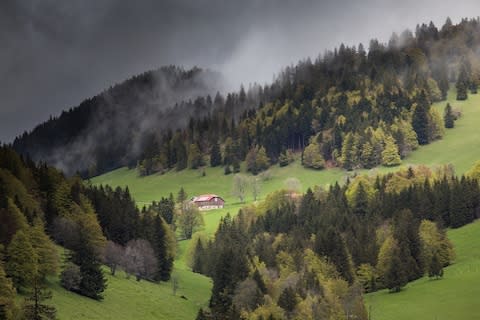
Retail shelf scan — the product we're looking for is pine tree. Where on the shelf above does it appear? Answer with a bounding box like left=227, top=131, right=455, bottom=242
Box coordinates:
left=341, top=132, right=357, bottom=170
left=210, top=141, right=222, bottom=167
left=384, top=243, right=407, bottom=292
left=381, top=135, right=401, bottom=166
left=192, top=239, right=205, bottom=274
left=153, top=216, right=175, bottom=281
left=360, top=141, right=375, bottom=168
left=72, top=244, right=106, bottom=300
left=177, top=187, right=188, bottom=204
left=29, top=221, right=58, bottom=281
left=278, top=287, right=297, bottom=312
left=0, top=264, right=16, bottom=320
left=353, top=182, right=369, bottom=216
left=456, top=64, right=469, bottom=101
left=23, top=277, right=56, bottom=320
left=6, top=230, right=37, bottom=291
left=444, top=103, right=455, bottom=128
left=188, top=144, right=203, bottom=169
left=412, top=91, right=430, bottom=145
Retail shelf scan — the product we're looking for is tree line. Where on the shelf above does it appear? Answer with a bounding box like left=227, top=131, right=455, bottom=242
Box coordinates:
left=11, top=18, right=480, bottom=178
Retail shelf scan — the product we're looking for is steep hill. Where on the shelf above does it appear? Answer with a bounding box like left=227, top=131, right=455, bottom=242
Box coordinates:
left=12, top=66, right=224, bottom=175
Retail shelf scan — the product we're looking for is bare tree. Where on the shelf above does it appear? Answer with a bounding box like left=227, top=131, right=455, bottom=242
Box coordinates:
left=123, top=239, right=158, bottom=281
left=177, top=202, right=204, bottom=239
left=251, top=177, right=262, bottom=201
left=284, top=177, right=302, bottom=193
left=104, top=241, right=124, bottom=275
left=232, top=174, right=249, bottom=203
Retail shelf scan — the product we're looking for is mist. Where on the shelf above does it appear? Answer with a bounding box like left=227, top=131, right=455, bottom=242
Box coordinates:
left=1, top=0, right=479, bottom=142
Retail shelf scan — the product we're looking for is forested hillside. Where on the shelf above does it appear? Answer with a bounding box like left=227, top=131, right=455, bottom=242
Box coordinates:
left=12, top=18, right=480, bottom=179
left=190, top=163, right=479, bottom=319
left=12, top=66, right=223, bottom=176
left=0, top=146, right=177, bottom=319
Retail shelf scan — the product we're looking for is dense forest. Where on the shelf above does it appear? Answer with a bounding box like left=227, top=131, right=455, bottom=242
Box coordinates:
left=12, top=66, right=224, bottom=176
left=0, top=146, right=177, bottom=319
left=192, top=164, right=479, bottom=319
left=12, top=18, right=480, bottom=178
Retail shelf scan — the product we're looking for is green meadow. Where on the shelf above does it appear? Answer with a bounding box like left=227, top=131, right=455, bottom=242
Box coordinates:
left=365, top=220, right=480, bottom=320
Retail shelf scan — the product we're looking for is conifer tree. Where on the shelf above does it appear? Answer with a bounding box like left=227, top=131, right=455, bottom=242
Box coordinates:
left=188, top=144, right=203, bottom=169
left=153, top=215, right=175, bottom=281
left=210, top=141, right=222, bottom=167
left=0, top=264, right=16, bottom=320
left=6, top=230, right=37, bottom=291
left=456, top=64, right=469, bottom=100
left=444, top=103, right=455, bottom=128
left=23, top=277, right=56, bottom=320
left=383, top=243, right=407, bottom=292
left=412, top=91, right=430, bottom=145
left=381, top=135, right=401, bottom=166
left=177, top=187, right=188, bottom=204
left=192, top=239, right=205, bottom=274
left=353, top=182, right=369, bottom=216
left=29, top=221, right=58, bottom=281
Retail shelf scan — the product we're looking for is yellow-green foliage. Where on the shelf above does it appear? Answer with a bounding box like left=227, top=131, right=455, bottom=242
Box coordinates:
left=419, top=220, right=455, bottom=269
left=345, top=175, right=376, bottom=206
left=0, top=169, right=42, bottom=218
left=466, top=160, right=480, bottom=181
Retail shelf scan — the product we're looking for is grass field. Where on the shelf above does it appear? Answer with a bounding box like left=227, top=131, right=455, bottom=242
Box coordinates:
left=365, top=220, right=480, bottom=320
left=53, top=89, right=480, bottom=319
left=48, top=254, right=212, bottom=320
left=405, top=90, right=480, bottom=174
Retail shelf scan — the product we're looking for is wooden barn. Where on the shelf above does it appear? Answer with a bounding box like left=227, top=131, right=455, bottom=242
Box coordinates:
left=191, top=194, right=225, bottom=210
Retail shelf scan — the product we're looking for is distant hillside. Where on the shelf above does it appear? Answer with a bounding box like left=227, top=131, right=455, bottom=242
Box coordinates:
left=13, top=18, right=480, bottom=180
left=12, top=66, right=224, bottom=175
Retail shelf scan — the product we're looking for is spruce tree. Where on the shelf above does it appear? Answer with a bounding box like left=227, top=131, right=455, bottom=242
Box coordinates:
left=353, top=182, right=369, bottom=216
left=153, top=216, right=174, bottom=281
left=444, top=103, right=455, bottom=128
left=381, top=135, right=401, bottom=166
left=0, top=264, right=16, bottom=320
left=412, top=91, right=430, bottom=145
left=23, top=277, right=56, bottom=320
left=6, top=230, right=37, bottom=291
left=278, top=287, right=297, bottom=312
left=456, top=64, right=469, bottom=100
left=384, top=243, right=407, bottom=292
left=210, top=141, right=222, bottom=167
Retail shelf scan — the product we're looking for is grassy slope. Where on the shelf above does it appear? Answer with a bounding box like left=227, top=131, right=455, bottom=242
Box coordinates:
left=365, top=220, right=480, bottom=320
left=49, top=248, right=212, bottom=320
left=405, top=90, right=480, bottom=174
left=52, top=90, right=479, bottom=319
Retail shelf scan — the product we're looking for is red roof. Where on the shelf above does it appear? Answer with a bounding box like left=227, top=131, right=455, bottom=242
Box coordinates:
left=193, top=194, right=223, bottom=202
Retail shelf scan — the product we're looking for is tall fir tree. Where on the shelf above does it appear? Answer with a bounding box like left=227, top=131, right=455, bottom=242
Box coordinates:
left=444, top=103, right=455, bottom=128
left=5, top=230, right=37, bottom=291
left=210, top=141, right=222, bottom=167
left=23, top=277, right=56, bottom=320
left=456, top=64, right=469, bottom=101
left=412, top=91, right=430, bottom=145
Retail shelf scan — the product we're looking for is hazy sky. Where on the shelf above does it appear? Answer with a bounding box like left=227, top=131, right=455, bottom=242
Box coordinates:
left=1, top=0, right=479, bottom=142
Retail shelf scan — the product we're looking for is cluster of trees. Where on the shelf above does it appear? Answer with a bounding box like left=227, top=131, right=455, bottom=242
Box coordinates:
left=191, top=164, right=479, bottom=319
left=0, top=145, right=180, bottom=318
left=12, top=18, right=480, bottom=178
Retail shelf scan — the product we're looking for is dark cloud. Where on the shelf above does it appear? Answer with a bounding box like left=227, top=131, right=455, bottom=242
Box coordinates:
left=0, top=0, right=478, bottom=142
